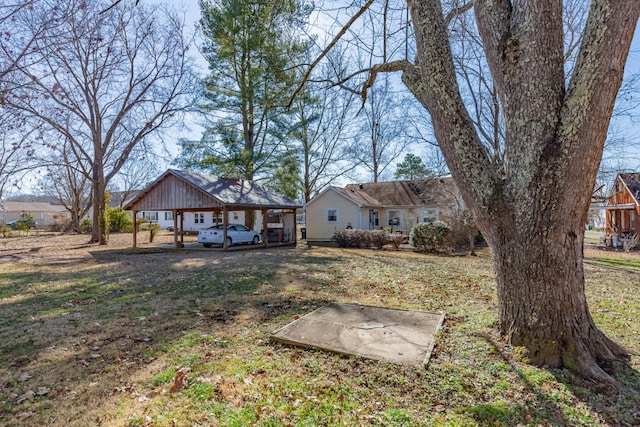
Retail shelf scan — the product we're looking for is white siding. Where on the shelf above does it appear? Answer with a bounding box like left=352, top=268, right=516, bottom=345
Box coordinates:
left=181, top=210, right=248, bottom=232
left=306, top=190, right=361, bottom=241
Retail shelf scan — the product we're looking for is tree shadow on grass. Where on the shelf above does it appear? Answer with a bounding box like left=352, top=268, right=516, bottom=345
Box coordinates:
left=0, top=246, right=335, bottom=425
left=468, top=333, right=640, bottom=426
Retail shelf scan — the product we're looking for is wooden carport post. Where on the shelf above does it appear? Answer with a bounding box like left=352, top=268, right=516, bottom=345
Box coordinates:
left=222, top=206, right=228, bottom=251
left=292, top=209, right=297, bottom=244
left=262, top=208, right=268, bottom=248
left=179, top=212, right=184, bottom=246
left=132, top=209, right=138, bottom=248
left=172, top=210, right=181, bottom=248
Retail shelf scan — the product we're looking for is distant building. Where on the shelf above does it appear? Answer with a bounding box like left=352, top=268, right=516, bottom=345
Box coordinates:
left=0, top=201, right=70, bottom=229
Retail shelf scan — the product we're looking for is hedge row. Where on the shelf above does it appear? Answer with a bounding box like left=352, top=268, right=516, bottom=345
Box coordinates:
left=332, top=229, right=405, bottom=250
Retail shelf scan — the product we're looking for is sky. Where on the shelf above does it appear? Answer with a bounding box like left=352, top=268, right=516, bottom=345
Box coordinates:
left=10, top=0, right=640, bottom=195
left=167, top=0, right=640, bottom=175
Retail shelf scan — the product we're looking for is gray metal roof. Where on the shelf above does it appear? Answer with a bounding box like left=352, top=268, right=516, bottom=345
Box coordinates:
left=125, top=169, right=301, bottom=211
left=172, top=169, right=301, bottom=208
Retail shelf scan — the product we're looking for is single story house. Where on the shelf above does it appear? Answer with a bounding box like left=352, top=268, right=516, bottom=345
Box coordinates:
left=605, top=172, right=640, bottom=240
left=0, top=201, right=70, bottom=229
left=304, top=178, right=463, bottom=241
left=135, top=208, right=248, bottom=232
left=124, top=169, right=302, bottom=249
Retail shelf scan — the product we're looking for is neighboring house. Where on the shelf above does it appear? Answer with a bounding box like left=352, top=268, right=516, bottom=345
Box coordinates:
left=135, top=209, right=246, bottom=232
left=304, top=178, right=463, bottom=241
left=0, top=201, right=70, bottom=229
left=605, top=173, right=640, bottom=238
left=587, top=203, right=606, bottom=230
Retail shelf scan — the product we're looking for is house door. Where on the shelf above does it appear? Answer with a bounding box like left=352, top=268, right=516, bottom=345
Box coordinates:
left=368, top=210, right=379, bottom=230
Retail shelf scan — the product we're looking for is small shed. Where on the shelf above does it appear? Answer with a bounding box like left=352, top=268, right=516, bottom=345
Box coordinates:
left=124, top=169, right=302, bottom=249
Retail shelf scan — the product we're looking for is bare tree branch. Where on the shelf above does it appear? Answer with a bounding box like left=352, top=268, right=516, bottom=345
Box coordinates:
left=445, top=1, right=474, bottom=25
left=288, top=0, right=376, bottom=107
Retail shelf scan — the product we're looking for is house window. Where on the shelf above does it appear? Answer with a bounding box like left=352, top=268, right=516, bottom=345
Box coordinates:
left=211, top=212, right=224, bottom=224
left=422, top=208, right=439, bottom=223
left=233, top=212, right=239, bottom=220
left=327, top=209, right=338, bottom=223
left=631, top=212, right=636, bottom=231
left=164, top=211, right=173, bottom=221
left=194, top=213, right=204, bottom=224
left=142, top=211, right=158, bottom=221
left=388, top=210, right=400, bottom=226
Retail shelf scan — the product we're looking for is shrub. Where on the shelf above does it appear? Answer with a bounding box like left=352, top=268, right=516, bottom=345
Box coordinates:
left=409, top=221, right=451, bottom=252
left=440, top=214, right=484, bottom=254
left=333, top=229, right=363, bottom=248
left=386, top=232, right=405, bottom=250
left=368, top=230, right=388, bottom=249
left=107, top=208, right=133, bottom=233
left=79, top=218, right=92, bottom=234
left=14, top=212, right=36, bottom=232
left=147, top=223, right=160, bottom=242
left=332, top=229, right=403, bottom=250
left=442, top=218, right=470, bottom=250
left=136, top=218, right=149, bottom=232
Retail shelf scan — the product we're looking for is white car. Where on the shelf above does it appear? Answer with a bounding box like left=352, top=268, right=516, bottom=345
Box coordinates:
left=197, top=224, right=261, bottom=247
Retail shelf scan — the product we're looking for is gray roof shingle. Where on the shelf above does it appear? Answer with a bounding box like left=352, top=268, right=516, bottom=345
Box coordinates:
left=338, top=178, right=459, bottom=208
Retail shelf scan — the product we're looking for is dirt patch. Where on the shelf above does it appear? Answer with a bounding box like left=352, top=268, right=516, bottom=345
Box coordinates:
left=0, top=232, right=197, bottom=265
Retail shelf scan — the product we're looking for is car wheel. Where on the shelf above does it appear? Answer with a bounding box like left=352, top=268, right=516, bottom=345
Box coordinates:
left=252, top=235, right=259, bottom=245
left=226, top=237, right=232, bottom=247
left=202, top=243, right=212, bottom=248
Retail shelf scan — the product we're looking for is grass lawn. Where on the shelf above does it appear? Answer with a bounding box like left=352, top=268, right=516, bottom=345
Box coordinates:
left=0, top=235, right=638, bottom=426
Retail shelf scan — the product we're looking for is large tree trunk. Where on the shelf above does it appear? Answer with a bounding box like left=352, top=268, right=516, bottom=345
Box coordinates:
left=90, top=168, right=108, bottom=245
left=487, top=186, right=628, bottom=379
left=404, top=0, right=640, bottom=383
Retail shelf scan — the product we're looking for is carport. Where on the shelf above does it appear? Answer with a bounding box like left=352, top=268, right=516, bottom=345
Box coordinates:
left=124, top=169, right=302, bottom=250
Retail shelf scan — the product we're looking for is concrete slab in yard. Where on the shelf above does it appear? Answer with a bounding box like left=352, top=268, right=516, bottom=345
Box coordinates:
left=270, top=302, right=445, bottom=366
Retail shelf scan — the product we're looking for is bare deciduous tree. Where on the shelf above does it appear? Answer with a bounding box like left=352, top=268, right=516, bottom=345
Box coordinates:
left=38, top=138, right=91, bottom=232
left=6, top=0, right=197, bottom=244
left=402, top=0, right=639, bottom=384
left=350, top=74, right=412, bottom=182
left=290, top=79, right=359, bottom=202
left=300, top=0, right=640, bottom=384
left=109, top=149, right=161, bottom=208
left=0, top=1, right=60, bottom=202
left=0, top=108, right=37, bottom=202
left=0, top=0, right=50, bottom=84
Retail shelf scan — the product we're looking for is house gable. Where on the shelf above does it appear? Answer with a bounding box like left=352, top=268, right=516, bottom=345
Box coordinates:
left=618, top=173, right=640, bottom=206
left=125, top=171, right=223, bottom=211
left=305, top=187, right=363, bottom=240
left=304, top=186, right=364, bottom=209
left=605, top=173, right=640, bottom=238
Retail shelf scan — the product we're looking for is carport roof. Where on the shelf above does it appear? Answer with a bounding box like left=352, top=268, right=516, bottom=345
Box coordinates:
left=124, top=169, right=302, bottom=211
